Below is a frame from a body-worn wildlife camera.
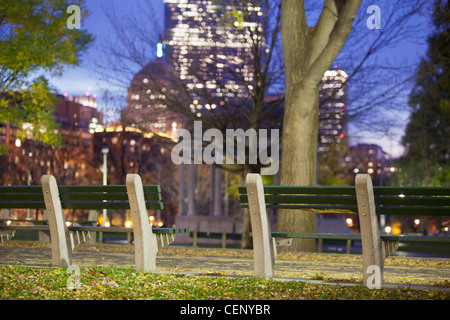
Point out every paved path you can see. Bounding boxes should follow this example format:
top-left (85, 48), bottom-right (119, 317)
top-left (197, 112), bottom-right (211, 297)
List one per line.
top-left (1, 242), bottom-right (449, 291)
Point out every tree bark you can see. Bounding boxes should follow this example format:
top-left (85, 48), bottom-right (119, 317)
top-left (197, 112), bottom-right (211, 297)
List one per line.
top-left (277, 0), bottom-right (362, 251)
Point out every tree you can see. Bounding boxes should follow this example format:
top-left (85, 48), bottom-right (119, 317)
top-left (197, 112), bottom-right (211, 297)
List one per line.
top-left (278, 0), bottom-right (362, 251)
top-left (0, 0), bottom-right (94, 153)
top-left (96, 0), bottom-right (284, 248)
top-left (393, 0), bottom-right (449, 187)
top-left (278, 0), bottom-right (432, 251)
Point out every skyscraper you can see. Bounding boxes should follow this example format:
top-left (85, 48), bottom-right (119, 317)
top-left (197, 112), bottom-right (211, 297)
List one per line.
top-left (163, 0), bottom-right (261, 112)
top-left (318, 68), bottom-right (348, 152)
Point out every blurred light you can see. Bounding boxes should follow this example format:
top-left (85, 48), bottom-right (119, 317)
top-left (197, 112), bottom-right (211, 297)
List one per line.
top-left (157, 221), bottom-right (163, 227)
top-left (414, 219), bottom-right (420, 225)
top-left (398, 194), bottom-right (405, 198)
top-left (353, 168), bottom-right (359, 173)
top-left (149, 216), bottom-right (155, 221)
top-left (6, 220), bottom-right (11, 226)
top-left (15, 138), bottom-right (21, 148)
top-left (385, 226), bottom-right (392, 233)
top-left (367, 168), bottom-right (374, 174)
top-left (156, 43), bottom-right (164, 58)
top-left (105, 222), bottom-right (111, 228)
top-left (445, 227), bottom-right (449, 232)
top-left (346, 218), bottom-right (353, 227)
top-left (125, 221), bottom-right (132, 228)
top-left (65, 221), bottom-right (72, 227)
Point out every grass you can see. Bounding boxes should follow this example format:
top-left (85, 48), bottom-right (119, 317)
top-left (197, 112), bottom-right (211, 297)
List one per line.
top-left (0, 265), bottom-right (449, 300)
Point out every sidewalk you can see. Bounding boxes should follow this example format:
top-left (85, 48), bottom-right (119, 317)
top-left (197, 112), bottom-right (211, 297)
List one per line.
top-left (0, 242), bottom-right (449, 292)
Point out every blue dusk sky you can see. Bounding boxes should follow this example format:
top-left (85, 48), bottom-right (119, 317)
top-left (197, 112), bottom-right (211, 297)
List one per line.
top-left (45, 0), bottom-right (433, 159)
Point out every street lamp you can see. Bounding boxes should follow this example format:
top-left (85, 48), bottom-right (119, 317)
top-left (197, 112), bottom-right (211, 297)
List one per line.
top-left (101, 146), bottom-right (109, 227)
top-left (27, 150), bottom-right (33, 219)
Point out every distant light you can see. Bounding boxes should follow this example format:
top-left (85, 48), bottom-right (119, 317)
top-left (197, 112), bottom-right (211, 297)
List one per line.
top-left (156, 43), bottom-right (165, 58)
top-left (93, 94), bottom-right (97, 99)
top-left (66, 221), bottom-right (72, 227)
top-left (414, 219), bottom-right (420, 225)
top-left (445, 227), bottom-right (449, 232)
top-left (353, 168), bottom-right (359, 173)
top-left (63, 93), bottom-right (68, 97)
top-left (86, 92), bottom-right (90, 96)
top-left (346, 218), bottom-right (353, 227)
top-left (125, 221), bottom-right (132, 228)
top-left (105, 222), bottom-right (111, 228)
top-left (385, 226), bottom-right (392, 233)
top-left (15, 138), bottom-right (21, 148)
top-left (339, 133), bottom-right (344, 139)
top-left (398, 194), bottom-right (405, 198)
top-left (149, 216), bottom-right (154, 221)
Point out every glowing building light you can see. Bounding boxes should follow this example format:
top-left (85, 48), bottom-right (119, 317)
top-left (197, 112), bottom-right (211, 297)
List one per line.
top-left (157, 43), bottom-right (165, 58)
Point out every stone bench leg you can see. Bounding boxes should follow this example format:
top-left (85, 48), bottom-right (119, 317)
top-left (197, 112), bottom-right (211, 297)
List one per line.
top-left (126, 174), bottom-right (158, 272)
top-left (41, 175), bottom-right (72, 267)
top-left (246, 173), bottom-right (275, 278)
top-left (356, 174), bottom-right (399, 288)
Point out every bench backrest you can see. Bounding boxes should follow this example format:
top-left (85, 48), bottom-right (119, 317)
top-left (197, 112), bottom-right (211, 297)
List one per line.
top-left (239, 185), bottom-right (358, 214)
top-left (0, 185), bottom-right (163, 211)
top-left (238, 185), bottom-right (450, 216)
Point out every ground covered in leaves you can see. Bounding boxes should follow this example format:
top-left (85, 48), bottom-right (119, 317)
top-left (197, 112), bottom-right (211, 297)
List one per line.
top-left (0, 265), bottom-right (449, 300)
top-left (1, 241), bottom-right (450, 300)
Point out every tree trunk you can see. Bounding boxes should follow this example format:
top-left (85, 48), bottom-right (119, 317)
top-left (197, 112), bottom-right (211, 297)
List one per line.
top-left (277, 85), bottom-right (320, 252)
top-left (277, 0), bottom-right (362, 252)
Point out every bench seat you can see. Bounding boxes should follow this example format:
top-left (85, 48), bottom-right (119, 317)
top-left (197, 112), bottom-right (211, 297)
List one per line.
top-left (0, 174), bottom-right (189, 271)
top-left (239, 173), bottom-right (450, 288)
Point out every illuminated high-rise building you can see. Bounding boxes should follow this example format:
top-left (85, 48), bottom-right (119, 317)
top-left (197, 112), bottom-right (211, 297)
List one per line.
top-left (318, 68), bottom-right (348, 152)
top-left (163, 0), bottom-right (262, 112)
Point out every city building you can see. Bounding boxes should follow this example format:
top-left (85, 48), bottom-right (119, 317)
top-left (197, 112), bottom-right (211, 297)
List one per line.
top-left (0, 94), bottom-right (103, 187)
top-left (318, 68), bottom-right (348, 152)
top-left (347, 143), bottom-right (393, 186)
top-left (163, 0), bottom-right (260, 108)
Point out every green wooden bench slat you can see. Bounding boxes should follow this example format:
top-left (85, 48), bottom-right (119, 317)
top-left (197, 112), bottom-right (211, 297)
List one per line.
top-left (60, 201), bottom-right (163, 210)
top-left (375, 196), bottom-right (450, 206)
top-left (240, 194), bottom-right (357, 205)
top-left (0, 225), bottom-right (49, 231)
top-left (380, 234), bottom-right (450, 242)
top-left (67, 226), bottom-right (189, 234)
top-left (266, 232), bottom-right (450, 243)
top-left (0, 201), bottom-right (163, 210)
top-left (376, 206), bottom-right (449, 216)
top-left (241, 203), bottom-right (358, 213)
top-left (58, 192), bottom-right (161, 202)
top-left (373, 187), bottom-right (450, 196)
top-left (238, 185), bottom-right (356, 195)
top-left (269, 232), bottom-right (362, 240)
top-left (0, 201), bottom-right (46, 209)
top-left (0, 194), bottom-right (45, 201)
top-left (0, 186), bottom-right (43, 193)
top-left (57, 185), bottom-right (161, 193)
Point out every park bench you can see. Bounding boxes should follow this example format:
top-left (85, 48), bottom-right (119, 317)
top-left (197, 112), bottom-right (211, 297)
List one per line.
top-left (239, 173), bottom-right (450, 287)
top-left (190, 230), bottom-right (242, 248)
top-left (0, 208), bottom-right (98, 243)
top-left (0, 174), bottom-right (189, 272)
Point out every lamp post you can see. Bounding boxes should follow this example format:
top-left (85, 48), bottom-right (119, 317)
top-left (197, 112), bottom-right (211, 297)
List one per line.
top-left (101, 146), bottom-right (109, 227)
top-left (27, 150), bottom-right (33, 220)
